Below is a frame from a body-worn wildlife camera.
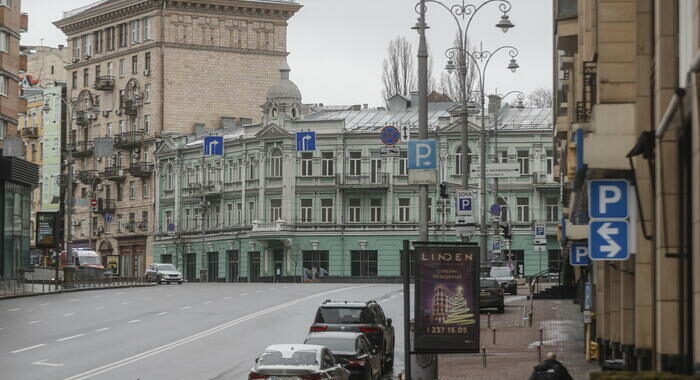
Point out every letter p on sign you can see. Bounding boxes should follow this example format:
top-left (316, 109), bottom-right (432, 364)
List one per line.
top-left (408, 140), bottom-right (437, 170)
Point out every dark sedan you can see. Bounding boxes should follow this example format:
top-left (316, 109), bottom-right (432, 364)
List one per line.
top-left (480, 278), bottom-right (505, 313)
top-left (304, 332), bottom-right (382, 380)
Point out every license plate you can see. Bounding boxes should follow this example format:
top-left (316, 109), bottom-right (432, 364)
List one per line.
top-left (270, 377), bottom-right (301, 380)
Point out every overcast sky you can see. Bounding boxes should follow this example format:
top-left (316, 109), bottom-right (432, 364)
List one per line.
top-left (22, 0), bottom-right (552, 107)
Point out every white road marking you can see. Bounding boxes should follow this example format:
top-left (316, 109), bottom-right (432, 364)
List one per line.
top-left (223, 297), bottom-right (231, 300)
top-left (28, 320), bottom-right (41, 325)
top-left (61, 285), bottom-right (370, 380)
top-left (121, 301), bottom-right (131, 305)
top-left (96, 328), bottom-right (110, 332)
top-left (127, 320), bottom-right (140, 324)
top-left (7, 308), bottom-right (20, 311)
top-left (116, 292), bottom-right (125, 295)
top-left (166, 294), bottom-right (174, 297)
top-left (95, 306), bottom-right (105, 310)
top-left (283, 286), bottom-right (289, 289)
top-left (10, 344), bottom-right (46, 354)
top-left (33, 359), bottom-right (65, 367)
top-left (93, 295), bottom-right (103, 298)
top-left (157, 312), bottom-right (168, 316)
top-left (203, 301), bottom-right (212, 304)
top-left (68, 299), bottom-right (79, 302)
top-left (57, 334), bottom-right (85, 342)
top-left (256, 290), bottom-right (263, 293)
top-left (181, 306), bottom-right (191, 310)
top-left (63, 313), bottom-right (76, 317)
top-left (40, 303), bottom-right (50, 306)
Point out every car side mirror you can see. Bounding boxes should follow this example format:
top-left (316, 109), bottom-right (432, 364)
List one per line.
top-left (338, 358), bottom-right (349, 365)
top-left (387, 318), bottom-right (392, 326)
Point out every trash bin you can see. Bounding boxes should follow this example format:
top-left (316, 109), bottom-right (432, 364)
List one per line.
top-left (409, 320), bottom-right (438, 380)
top-left (601, 359), bottom-right (625, 371)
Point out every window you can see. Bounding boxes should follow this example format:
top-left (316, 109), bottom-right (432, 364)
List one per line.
top-left (455, 148), bottom-right (463, 175)
top-left (270, 199), bottom-right (282, 222)
top-left (0, 31), bottom-right (8, 52)
top-left (83, 68), bottom-right (89, 87)
top-left (517, 197), bottom-right (530, 222)
top-left (398, 151), bottom-right (407, 175)
top-left (499, 151), bottom-right (508, 163)
top-left (303, 251), bottom-right (329, 279)
top-left (184, 208), bottom-right (191, 230)
top-left (301, 199), bottom-right (312, 223)
top-left (0, 75), bottom-right (6, 96)
top-left (498, 197), bottom-right (509, 222)
top-left (546, 150), bottom-right (553, 175)
top-left (518, 151), bottom-right (530, 175)
top-left (145, 52), bottom-right (151, 71)
top-left (398, 198), bottom-right (410, 222)
top-left (131, 55), bottom-right (138, 74)
top-left (144, 115), bottom-right (151, 134)
top-left (270, 149), bottom-right (282, 177)
top-left (129, 181), bottom-right (136, 200)
top-left (119, 120), bottom-right (125, 134)
top-left (349, 152), bottom-right (361, 175)
top-left (370, 199), bottom-right (382, 223)
top-left (119, 59), bottom-right (125, 77)
top-left (95, 65), bottom-right (101, 80)
top-left (118, 23), bottom-right (128, 47)
top-left (116, 183), bottom-right (123, 201)
top-left (141, 211), bottom-right (148, 230)
top-left (248, 201), bottom-right (256, 223)
top-left (427, 197), bottom-right (433, 222)
top-left (248, 158), bottom-right (258, 180)
top-left (94, 30), bottom-right (103, 53)
top-left (73, 37), bottom-right (81, 60)
top-left (144, 84), bottom-right (151, 103)
top-left (143, 17), bottom-right (152, 41)
top-left (131, 20), bottom-right (140, 44)
top-left (321, 199), bottom-right (333, 223)
top-left (546, 198), bottom-right (558, 222)
top-left (236, 203), bottom-right (242, 224)
top-left (351, 250), bottom-right (377, 276)
top-left (142, 178), bottom-right (150, 199)
top-left (107, 122), bottom-right (113, 137)
top-left (321, 152), bottom-right (334, 176)
top-left (348, 199), bottom-right (360, 223)
top-left (72, 71), bottom-right (77, 89)
top-left (0, 0), bottom-right (10, 8)
top-left (166, 165), bottom-right (174, 190)
top-left (301, 152), bottom-right (313, 176)
top-left (106, 27), bottom-right (115, 51)
top-left (237, 159), bottom-right (243, 181)
top-left (85, 33), bottom-right (93, 56)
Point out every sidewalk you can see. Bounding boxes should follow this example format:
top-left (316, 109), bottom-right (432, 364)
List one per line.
top-left (438, 288), bottom-right (598, 380)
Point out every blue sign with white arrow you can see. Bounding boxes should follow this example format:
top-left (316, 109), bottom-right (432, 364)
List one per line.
top-left (203, 136), bottom-right (224, 156)
top-left (589, 220), bottom-right (629, 260)
top-left (296, 131), bottom-right (316, 151)
top-left (589, 180), bottom-right (629, 219)
top-left (569, 244), bottom-right (590, 266)
top-left (407, 140), bottom-right (437, 170)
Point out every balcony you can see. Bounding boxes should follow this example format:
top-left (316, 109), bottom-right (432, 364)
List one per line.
top-left (98, 199), bottom-right (116, 214)
top-left (71, 141), bottom-right (94, 157)
top-left (77, 170), bottom-right (100, 184)
top-left (204, 181), bottom-right (222, 196)
top-left (20, 127), bottom-right (39, 139)
top-left (102, 166), bottom-right (126, 181)
top-left (129, 163), bottom-right (153, 177)
top-left (296, 175), bottom-right (337, 188)
top-left (337, 174), bottom-right (390, 189)
top-left (114, 131), bottom-right (144, 148)
top-left (94, 76), bottom-right (115, 91)
top-left (74, 111), bottom-right (96, 126)
top-left (122, 99), bottom-right (139, 115)
top-left (182, 184), bottom-right (201, 198)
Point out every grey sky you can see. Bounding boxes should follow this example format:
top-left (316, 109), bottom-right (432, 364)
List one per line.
top-left (22, 0), bottom-right (552, 107)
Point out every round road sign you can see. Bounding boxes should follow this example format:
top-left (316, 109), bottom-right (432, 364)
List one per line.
top-left (380, 125), bottom-right (401, 146)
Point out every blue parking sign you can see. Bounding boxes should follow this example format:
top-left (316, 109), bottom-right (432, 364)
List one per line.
top-left (407, 140), bottom-right (437, 170)
top-left (589, 180), bottom-right (629, 219)
top-left (569, 244), bottom-right (590, 266)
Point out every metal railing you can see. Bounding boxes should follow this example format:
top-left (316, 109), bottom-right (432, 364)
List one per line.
top-left (94, 75), bottom-right (115, 91)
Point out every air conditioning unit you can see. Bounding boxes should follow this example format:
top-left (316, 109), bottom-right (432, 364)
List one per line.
top-left (115, 110), bottom-right (123, 116)
top-left (87, 112), bottom-right (97, 120)
top-left (96, 226), bottom-right (104, 233)
top-left (72, 220), bottom-right (81, 226)
top-left (143, 69), bottom-right (150, 76)
top-left (117, 169), bottom-right (125, 176)
top-left (118, 221), bottom-right (126, 232)
top-left (96, 184), bottom-right (103, 191)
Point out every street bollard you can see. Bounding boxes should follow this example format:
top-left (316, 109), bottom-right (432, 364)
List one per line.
top-left (540, 328), bottom-right (544, 347)
top-left (487, 312), bottom-right (491, 329)
top-left (537, 344), bottom-right (542, 362)
top-left (493, 328), bottom-right (497, 345)
top-left (482, 346), bottom-right (487, 368)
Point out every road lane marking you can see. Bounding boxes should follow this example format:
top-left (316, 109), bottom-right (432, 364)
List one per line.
top-left (181, 306), bottom-right (191, 310)
top-left (95, 306), bottom-right (105, 310)
top-left (157, 312), bottom-right (167, 316)
top-left (61, 285), bottom-right (371, 380)
top-left (63, 313), bottom-right (76, 317)
top-left (68, 299), bottom-right (79, 302)
top-left (93, 295), bottom-right (103, 298)
top-left (40, 303), bottom-right (50, 306)
top-left (33, 359), bottom-right (65, 367)
top-left (116, 292), bottom-right (125, 295)
top-left (96, 328), bottom-right (110, 332)
top-left (127, 320), bottom-right (140, 324)
top-left (166, 294), bottom-right (174, 297)
top-left (121, 301), bottom-right (131, 305)
top-left (256, 290), bottom-right (263, 293)
top-left (28, 320), bottom-right (41, 325)
top-left (10, 344), bottom-right (46, 354)
top-left (57, 334), bottom-right (85, 342)
top-left (240, 293), bottom-right (248, 296)
top-left (7, 308), bottom-right (20, 311)
top-left (223, 297), bottom-right (231, 300)
top-left (203, 301), bottom-right (212, 304)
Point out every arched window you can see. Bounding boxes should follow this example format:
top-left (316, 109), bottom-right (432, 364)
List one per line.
top-left (270, 148), bottom-right (282, 177)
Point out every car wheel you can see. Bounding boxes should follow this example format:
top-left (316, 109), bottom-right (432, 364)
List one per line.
top-left (179, 281), bottom-right (183, 285)
top-left (498, 305), bottom-right (505, 313)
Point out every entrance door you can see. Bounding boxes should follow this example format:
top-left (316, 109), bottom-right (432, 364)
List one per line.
top-left (184, 253), bottom-right (196, 282)
top-left (207, 252), bottom-right (219, 282)
top-left (273, 249), bottom-right (284, 281)
top-left (227, 250), bottom-right (239, 282)
top-left (371, 158), bottom-right (382, 184)
top-left (248, 252), bottom-right (260, 283)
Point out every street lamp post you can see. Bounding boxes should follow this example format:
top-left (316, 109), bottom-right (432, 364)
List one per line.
top-left (490, 90), bottom-right (524, 213)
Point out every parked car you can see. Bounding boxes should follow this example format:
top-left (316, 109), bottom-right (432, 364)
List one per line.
top-left (309, 300), bottom-right (395, 372)
top-left (144, 263), bottom-right (183, 284)
top-left (304, 332), bottom-right (382, 380)
top-left (480, 278), bottom-right (505, 313)
top-left (489, 266), bottom-right (518, 294)
top-left (248, 344), bottom-right (350, 380)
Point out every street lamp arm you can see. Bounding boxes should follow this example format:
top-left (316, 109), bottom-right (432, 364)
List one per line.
top-left (468, 45), bottom-right (519, 91)
top-left (421, 0), bottom-right (513, 48)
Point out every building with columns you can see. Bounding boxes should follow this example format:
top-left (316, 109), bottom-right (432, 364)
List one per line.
top-left (53, 0), bottom-right (301, 276)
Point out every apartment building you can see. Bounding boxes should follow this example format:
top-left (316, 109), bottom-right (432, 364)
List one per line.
top-left (151, 65), bottom-right (559, 283)
top-left (554, 0), bottom-right (700, 374)
top-left (21, 45), bottom-right (70, 87)
top-left (53, 0), bottom-right (301, 276)
top-left (0, 0), bottom-right (27, 140)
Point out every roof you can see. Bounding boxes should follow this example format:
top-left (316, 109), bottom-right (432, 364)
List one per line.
top-left (306, 332), bottom-right (363, 340)
top-left (321, 301), bottom-right (369, 308)
top-left (493, 107), bottom-right (553, 130)
top-left (263, 344), bottom-right (324, 353)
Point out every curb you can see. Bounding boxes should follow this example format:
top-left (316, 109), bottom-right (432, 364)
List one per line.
top-left (0, 283), bottom-right (156, 300)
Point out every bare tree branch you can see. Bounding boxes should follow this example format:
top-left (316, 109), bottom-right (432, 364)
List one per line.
top-left (438, 34), bottom-right (477, 102)
top-left (525, 87), bottom-right (553, 108)
top-left (381, 36), bottom-right (416, 103)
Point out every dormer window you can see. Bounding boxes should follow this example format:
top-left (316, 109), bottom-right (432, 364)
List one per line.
top-left (271, 107), bottom-right (279, 119)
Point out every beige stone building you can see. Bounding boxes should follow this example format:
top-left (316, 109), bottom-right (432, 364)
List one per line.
top-left (21, 45), bottom-right (70, 87)
top-left (54, 0), bottom-right (301, 276)
top-left (0, 0), bottom-right (27, 141)
top-left (554, 0), bottom-right (700, 374)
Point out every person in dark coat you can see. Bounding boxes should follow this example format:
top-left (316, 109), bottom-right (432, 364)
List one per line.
top-left (528, 352), bottom-right (574, 380)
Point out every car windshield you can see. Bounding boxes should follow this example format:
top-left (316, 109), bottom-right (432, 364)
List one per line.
top-left (480, 279), bottom-right (499, 288)
top-left (305, 337), bottom-right (357, 353)
top-left (79, 256), bottom-right (99, 265)
top-left (258, 350), bottom-right (318, 367)
top-left (157, 264), bottom-right (176, 271)
top-left (316, 307), bottom-right (373, 324)
top-left (490, 268), bottom-right (512, 277)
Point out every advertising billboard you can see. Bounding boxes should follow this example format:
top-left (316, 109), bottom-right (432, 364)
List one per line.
top-left (36, 212), bottom-right (58, 248)
top-left (414, 244), bottom-right (480, 353)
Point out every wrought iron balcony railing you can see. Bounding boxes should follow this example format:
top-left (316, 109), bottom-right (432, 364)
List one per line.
top-left (94, 75), bottom-right (115, 91)
top-left (114, 131), bottom-right (144, 148)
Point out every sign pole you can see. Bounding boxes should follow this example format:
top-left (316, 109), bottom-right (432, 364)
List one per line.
top-left (403, 239), bottom-right (412, 380)
top-left (416, 0), bottom-right (429, 242)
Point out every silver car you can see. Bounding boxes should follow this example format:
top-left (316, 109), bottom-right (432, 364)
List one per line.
top-left (249, 344), bottom-right (350, 380)
top-left (144, 263), bottom-right (183, 284)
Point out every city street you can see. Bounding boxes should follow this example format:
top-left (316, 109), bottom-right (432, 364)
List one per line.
top-left (0, 283), bottom-right (408, 380)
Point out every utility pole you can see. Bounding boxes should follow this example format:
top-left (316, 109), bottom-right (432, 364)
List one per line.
top-left (479, 89), bottom-right (488, 264)
top-left (416, 0), bottom-right (429, 242)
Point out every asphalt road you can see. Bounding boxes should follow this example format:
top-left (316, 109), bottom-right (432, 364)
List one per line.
top-left (0, 283), bottom-right (407, 380)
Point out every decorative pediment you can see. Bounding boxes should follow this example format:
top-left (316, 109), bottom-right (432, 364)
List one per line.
top-left (438, 119), bottom-right (481, 133)
top-left (154, 138), bottom-right (177, 155)
top-left (255, 123), bottom-right (292, 139)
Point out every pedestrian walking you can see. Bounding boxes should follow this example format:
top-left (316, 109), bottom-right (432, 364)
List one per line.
top-left (528, 352), bottom-right (574, 380)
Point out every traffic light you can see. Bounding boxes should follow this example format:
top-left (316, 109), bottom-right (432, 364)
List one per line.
top-left (589, 341), bottom-right (599, 360)
top-left (439, 182), bottom-right (448, 199)
top-left (502, 223), bottom-right (512, 240)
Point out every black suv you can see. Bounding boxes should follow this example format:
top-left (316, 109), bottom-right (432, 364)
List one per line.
top-left (310, 300), bottom-right (395, 373)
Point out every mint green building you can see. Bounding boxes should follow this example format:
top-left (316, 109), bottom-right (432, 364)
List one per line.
top-left (152, 65), bottom-right (559, 282)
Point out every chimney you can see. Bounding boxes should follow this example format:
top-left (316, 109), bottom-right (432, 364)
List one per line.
top-left (410, 91), bottom-right (419, 106)
top-left (363, 104), bottom-right (368, 110)
top-left (58, 44), bottom-right (65, 50)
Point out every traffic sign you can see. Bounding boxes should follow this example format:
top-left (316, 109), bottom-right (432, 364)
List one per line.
top-left (407, 140), bottom-right (437, 170)
top-left (469, 163), bottom-right (520, 178)
top-left (490, 204), bottom-right (501, 216)
top-left (399, 123), bottom-right (411, 143)
top-left (569, 244), bottom-right (590, 266)
top-left (90, 198), bottom-right (98, 212)
top-left (380, 146), bottom-right (400, 157)
top-left (203, 136), bottom-right (224, 156)
top-left (589, 180), bottom-right (629, 219)
top-left (296, 131), bottom-right (316, 151)
top-left (104, 213), bottom-right (113, 223)
top-left (491, 240), bottom-right (502, 253)
top-left (456, 190), bottom-right (473, 217)
top-left (534, 223), bottom-right (546, 238)
top-left (380, 126), bottom-right (401, 146)
top-left (589, 221), bottom-right (629, 260)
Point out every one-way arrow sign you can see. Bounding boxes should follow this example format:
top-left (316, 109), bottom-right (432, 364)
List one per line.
top-left (400, 123), bottom-right (411, 143)
top-left (589, 220), bottom-right (629, 260)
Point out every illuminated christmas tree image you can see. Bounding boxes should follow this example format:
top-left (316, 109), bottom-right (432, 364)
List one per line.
top-left (432, 285), bottom-right (475, 326)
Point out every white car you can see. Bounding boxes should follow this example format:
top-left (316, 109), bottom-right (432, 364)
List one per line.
top-left (249, 344), bottom-right (350, 380)
top-left (144, 263), bottom-right (183, 284)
